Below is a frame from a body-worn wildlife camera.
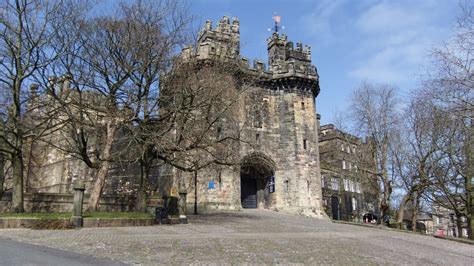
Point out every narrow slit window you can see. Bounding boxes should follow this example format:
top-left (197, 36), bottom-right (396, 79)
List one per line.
top-left (303, 139), bottom-right (307, 150)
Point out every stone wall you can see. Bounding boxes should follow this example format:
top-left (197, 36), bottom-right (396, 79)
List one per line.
top-left (0, 192), bottom-right (138, 213)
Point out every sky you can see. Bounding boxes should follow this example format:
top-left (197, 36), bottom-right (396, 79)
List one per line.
top-left (190, 0), bottom-right (460, 125)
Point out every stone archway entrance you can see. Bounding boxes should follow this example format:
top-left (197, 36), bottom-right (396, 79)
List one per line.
top-left (240, 153), bottom-right (276, 209)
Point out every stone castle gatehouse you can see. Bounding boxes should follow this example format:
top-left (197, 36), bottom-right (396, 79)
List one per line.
top-left (175, 16), bottom-right (326, 217)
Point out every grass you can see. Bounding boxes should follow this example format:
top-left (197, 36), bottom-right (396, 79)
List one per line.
top-left (83, 211), bottom-right (153, 219)
top-left (0, 211), bottom-right (153, 219)
top-left (0, 212), bottom-right (71, 219)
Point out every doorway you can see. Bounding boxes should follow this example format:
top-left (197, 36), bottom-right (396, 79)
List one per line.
top-left (240, 153), bottom-right (275, 209)
top-left (331, 196), bottom-right (340, 220)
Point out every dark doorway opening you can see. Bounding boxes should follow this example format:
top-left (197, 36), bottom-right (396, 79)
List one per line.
top-left (331, 196), bottom-right (340, 220)
top-left (241, 178), bottom-right (257, 208)
top-left (240, 153), bottom-right (275, 209)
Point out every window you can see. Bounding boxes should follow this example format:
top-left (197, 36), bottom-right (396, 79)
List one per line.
top-left (355, 182), bottom-right (362, 193)
top-left (321, 175), bottom-right (325, 188)
top-left (352, 197), bottom-right (357, 211)
top-left (342, 160), bottom-right (346, 170)
top-left (256, 133), bottom-right (260, 141)
top-left (341, 144), bottom-right (345, 151)
top-left (349, 180), bottom-right (355, 192)
top-left (251, 105), bottom-right (263, 128)
top-left (331, 178), bottom-right (339, 191)
top-left (343, 179), bottom-right (349, 191)
top-left (346, 145), bottom-right (351, 153)
top-left (301, 102), bottom-right (305, 110)
top-left (348, 162), bottom-right (352, 170)
top-left (303, 139), bottom-right (307, 150)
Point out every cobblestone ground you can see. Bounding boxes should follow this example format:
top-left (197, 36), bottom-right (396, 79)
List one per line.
top-left (1, 210), bottom-right (473, 265)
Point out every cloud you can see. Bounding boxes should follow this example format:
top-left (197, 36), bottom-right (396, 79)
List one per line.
top-left (356, 2), bottom-right (424, 34)
top-left (300, 0), bottom-right (347, 45)
top-left (348, 1), bottom-right (452, 86)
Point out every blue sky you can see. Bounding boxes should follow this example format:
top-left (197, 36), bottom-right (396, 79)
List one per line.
top-left (190, 0), bottom-right (459, 125)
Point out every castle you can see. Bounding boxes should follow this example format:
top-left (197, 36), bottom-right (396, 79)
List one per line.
top-left (175, 16), bottom-right (325, 217)
top-left (1, 16), bottom-right (327, 218)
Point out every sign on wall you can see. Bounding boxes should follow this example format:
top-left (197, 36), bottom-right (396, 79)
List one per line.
top-left (268, 176), bottom-right (275, 193)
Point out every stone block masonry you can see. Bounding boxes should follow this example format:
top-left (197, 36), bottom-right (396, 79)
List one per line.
top-left (172, 16), bottom-right (326, 218)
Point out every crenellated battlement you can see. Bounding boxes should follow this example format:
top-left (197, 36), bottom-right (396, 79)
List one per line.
top-left (266, 32), bottom-right (316, 81)
top-left (196, 16), bottom-right (240, 59)
top-left (238, 57), bottom-right (318, 81)
top-left (181, 16), bottom-right (319, 95)
top-left (267, 32), bottom-right (311, 63)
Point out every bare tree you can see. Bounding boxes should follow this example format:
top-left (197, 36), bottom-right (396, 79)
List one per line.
top-left (425, 0), bottom-right (474, 239)
top-left (423, 112), bottom-right (469, 237)
top-left (45, 0), bottom-right (249, 212)
top-left (117, 0), bottom-right (191, 210)
top-left (144, 56), bottom-right (250, 213)
top-left (0, 123), bottom-right (5, 198)
top-left (0, 0), bottom-right (82, 212)
top-left (0, 91), bottom-right (6, 198)
top-left (45, 0), bottom-right (191, 211)
top-left (393, 92), bottom-right (447, 231)
top-left (350, 82), bottom-right (400, 224)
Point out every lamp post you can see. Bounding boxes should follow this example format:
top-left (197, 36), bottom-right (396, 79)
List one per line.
top-left (194, 170), bottom-right (198, 215)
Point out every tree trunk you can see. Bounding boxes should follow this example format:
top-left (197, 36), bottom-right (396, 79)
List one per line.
top-left (136, 160), bottom-right (150, 212)
top-left (466, 114), bottom-right (473, 240)
top-left (194, 170), bottom-right (198, 215)
top-left (86, 120), bottom-right (117, 211)
top-left (397, 194), bottom-right (411, 228)
top-left (380, 178), bottom-right (392, 225)
top-left (411, 196), bottom-right (419, 232)
top-left (11, 151), bottom-right (24, 213)
top-left (455, 212), bottom-right (463, 238)
top-left (0, 153), bottom-right (5, 199)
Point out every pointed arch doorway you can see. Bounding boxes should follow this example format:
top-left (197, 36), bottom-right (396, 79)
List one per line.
top-left (240, 153), bottom-right (276, 209)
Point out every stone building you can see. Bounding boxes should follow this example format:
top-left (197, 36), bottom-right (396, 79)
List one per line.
top-left (318, 124), bottom-right (379, 221)
top-left (1, 16), bottom-right (327, 218)
top-left (431, 201), bottom-right (469, 238)
top-left (173, 16), bottom-right (325, 217)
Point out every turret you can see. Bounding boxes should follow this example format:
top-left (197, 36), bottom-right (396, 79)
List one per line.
top-left (266, 32), bottom-right (317, 81)
top-left (196, 16), bottom-right (240, 59)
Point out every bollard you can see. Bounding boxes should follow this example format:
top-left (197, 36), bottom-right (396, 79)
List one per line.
top-left (71, 180), bottom-right (86, 227)
top-left (179, 190), bottom-right (187, 215)
top-left (179, 190), bottom-right (188, 224)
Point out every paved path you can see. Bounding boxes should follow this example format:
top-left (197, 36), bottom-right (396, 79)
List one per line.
top-left (1, 210), bottom-right (473, 265)
top-left (0, 237), bottom-right (125, 266)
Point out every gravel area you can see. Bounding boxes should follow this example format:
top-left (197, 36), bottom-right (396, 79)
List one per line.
top-left (1, 209), bottom-right (473, 265)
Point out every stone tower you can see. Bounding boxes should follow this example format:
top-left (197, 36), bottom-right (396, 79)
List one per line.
top-left (180, 16), bottom-right (326, 218)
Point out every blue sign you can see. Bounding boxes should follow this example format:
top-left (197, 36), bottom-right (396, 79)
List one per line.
top-left (208, 180), bottom-right (215, 189)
